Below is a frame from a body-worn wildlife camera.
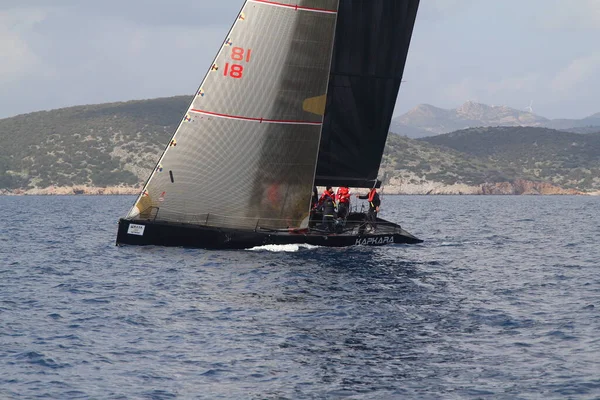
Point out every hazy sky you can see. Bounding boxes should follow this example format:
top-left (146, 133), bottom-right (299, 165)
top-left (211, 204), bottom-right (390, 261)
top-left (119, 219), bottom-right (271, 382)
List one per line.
top-left (1, 0), bottom-right (599, 120)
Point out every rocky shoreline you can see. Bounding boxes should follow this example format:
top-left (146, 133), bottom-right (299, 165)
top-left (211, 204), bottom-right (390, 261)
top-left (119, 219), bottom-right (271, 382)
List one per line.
top-left (382, 178), bottom-right (598, 195)
top-left (0, 186), bottom-right (140, 196)
top-left (1, 180), bottom-right (599, 196)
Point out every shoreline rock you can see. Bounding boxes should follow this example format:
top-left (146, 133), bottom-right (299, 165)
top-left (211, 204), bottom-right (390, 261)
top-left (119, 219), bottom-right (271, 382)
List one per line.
top-left (1, 180), bottom-right (597, 196)
top-left (354, 179), bottom-right (591, 196)
top-left (0, 185), bottom-right (141, 196)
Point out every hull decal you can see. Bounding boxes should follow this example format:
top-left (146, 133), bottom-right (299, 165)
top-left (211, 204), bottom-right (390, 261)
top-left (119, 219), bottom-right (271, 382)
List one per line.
top-left (355, 236), bottom-right (394, 246)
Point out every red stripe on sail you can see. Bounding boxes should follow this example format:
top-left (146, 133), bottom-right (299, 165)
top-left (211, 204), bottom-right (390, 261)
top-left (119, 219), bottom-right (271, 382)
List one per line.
top-left (189, 109), bottom-right (322, 125)
top-left (249, 0), bottom-right (337, 14)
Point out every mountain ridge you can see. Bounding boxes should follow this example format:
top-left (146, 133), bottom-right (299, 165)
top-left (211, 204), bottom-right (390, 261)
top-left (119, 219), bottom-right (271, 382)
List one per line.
top-left (391, 101), bottom-right (600, 138)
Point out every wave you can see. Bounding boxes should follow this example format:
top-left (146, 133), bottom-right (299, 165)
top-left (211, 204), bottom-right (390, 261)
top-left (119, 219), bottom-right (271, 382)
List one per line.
top-left (247, 243), bottom-right (320, 252)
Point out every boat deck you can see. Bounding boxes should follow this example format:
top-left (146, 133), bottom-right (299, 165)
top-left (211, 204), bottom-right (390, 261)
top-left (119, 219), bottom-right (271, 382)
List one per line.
top-left (307, 211), bottom-right (403, 236)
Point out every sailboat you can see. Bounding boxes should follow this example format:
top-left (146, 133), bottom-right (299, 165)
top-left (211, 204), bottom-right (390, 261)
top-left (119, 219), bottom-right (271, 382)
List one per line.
top-left (116, 0), bottom-right (422, 249)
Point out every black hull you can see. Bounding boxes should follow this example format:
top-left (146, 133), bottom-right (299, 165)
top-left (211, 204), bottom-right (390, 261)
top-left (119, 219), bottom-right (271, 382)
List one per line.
top-left (116, 217), bottom-right (422, 250)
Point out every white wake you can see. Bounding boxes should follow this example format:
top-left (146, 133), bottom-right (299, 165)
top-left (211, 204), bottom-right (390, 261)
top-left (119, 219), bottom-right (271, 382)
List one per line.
top-left (247, 244), bottom-right (320, 252)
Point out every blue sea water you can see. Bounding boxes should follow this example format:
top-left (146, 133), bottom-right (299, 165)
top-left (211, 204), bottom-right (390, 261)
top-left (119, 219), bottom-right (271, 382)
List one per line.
top-left (0, 195), bottom-right (599, 399)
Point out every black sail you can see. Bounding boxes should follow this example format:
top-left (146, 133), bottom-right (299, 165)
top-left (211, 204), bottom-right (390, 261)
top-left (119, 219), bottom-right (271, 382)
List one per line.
top-left (315, 0), bottom-right (420, 188)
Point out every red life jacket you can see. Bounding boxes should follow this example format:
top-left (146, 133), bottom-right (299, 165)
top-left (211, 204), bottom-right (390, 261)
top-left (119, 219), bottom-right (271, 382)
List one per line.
top-left (368, 188), bottom-right (376, 202)
top-left (319, 190), bottom-right (335, 203)
top-left (337, 187), bottom-right (350, 204)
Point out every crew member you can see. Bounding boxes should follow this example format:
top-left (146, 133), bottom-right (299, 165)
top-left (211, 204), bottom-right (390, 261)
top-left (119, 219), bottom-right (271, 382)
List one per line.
top-left (336, 186), bottom-right (350, 219)
top-left (318, 186), bottom-right (336, 232)
top-left (310, 186), bottom-right (319, 209)
top-left (357, 187), bottom-right (380, 231)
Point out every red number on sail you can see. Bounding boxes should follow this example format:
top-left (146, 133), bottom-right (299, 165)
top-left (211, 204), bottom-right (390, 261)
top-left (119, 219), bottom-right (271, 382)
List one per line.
top-left (231, 47), bottom-right (252, 63)
top-left (230, 64), bottom-right (243, 78)
top-left (231, 47), bottom-right (245, 61)
top-left (223, 63), bottom-right (244, 79)
top-left (224, 48), bottom-right (251, 79)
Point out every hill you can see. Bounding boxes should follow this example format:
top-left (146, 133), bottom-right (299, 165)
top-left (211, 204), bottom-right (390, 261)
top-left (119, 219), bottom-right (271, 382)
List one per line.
top-left (1, 97), bottom-right (599, 195)
top-left (381, 133), bottom-right (537, 188)
top-left (419, 126), bottom-right (600, 191)
top-left (391, 101), bottom-right (600, 138)
top-left (0, 96), bottom-right (190, 190)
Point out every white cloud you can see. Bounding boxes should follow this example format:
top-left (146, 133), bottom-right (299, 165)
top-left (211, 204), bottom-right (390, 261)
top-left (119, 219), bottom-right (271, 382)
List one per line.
top-left (550, 53), bottom-right (600, 93)
top-left (541, 0), bottom-right (600, 31)
top-left (441, 78), bottom-right (479, 105)
top-left (417, 0), bottom-right (476, 20)
top-left (0, 8), bottom-right (46, 84)
top-left (0, 3), bottom-right (234, 118)
top-left (486, 73), bottom-right (541, 96)
top-left (2, 0), bottom-right (599, 121)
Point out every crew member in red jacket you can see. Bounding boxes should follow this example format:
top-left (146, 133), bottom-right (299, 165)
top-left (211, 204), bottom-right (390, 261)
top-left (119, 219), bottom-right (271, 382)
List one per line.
top-left (317, 187), bottom-right (336, 232)
top-left (357, 188), bottom-right (380, 231)
top-left (336, 186), bottom-right (350, 219)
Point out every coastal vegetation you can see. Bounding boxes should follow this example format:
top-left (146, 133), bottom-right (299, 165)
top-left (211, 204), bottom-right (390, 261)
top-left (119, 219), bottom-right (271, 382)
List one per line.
top-left (1, 97), bottom-right (599, 193)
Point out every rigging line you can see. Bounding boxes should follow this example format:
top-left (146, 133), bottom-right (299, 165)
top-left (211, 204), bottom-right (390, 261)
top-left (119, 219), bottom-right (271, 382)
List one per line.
top-left (189, 109), bottom-right (322, 126)
top-left (248, 0), bottom-right (337, 14)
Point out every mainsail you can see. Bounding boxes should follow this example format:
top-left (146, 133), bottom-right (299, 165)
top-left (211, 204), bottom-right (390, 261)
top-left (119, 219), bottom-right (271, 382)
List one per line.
top-left (127, 0), bottom-right (339, 229)
top-left (315, 0), bottom-right (420, 188)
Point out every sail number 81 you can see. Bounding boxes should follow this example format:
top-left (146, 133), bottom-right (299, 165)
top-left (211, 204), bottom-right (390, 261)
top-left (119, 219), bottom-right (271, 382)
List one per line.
top-left (224, 47), bottom-right (252, 79)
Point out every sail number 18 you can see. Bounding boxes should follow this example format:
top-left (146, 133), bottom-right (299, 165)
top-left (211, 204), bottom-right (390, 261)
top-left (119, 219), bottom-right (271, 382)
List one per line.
top-left (224, 47), bottom-right (251, 79)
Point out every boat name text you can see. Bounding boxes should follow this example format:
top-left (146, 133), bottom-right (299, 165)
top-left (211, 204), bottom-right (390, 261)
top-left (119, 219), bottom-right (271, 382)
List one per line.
top-left (355, 236), bottom-right (394, 246)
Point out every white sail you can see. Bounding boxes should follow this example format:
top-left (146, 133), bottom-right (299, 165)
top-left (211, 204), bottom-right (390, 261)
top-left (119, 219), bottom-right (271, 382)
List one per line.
top-left (127, 0), bottom-right (339, 229)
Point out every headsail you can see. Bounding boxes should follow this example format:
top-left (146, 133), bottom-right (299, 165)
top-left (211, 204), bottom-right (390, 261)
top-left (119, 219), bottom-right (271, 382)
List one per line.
top-left (127, 0), bottom-right (339, 229)
top-left (315, 0), bottom-right (420, 188)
